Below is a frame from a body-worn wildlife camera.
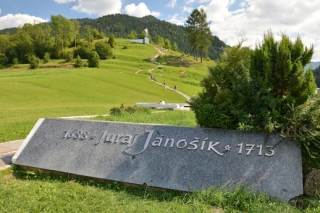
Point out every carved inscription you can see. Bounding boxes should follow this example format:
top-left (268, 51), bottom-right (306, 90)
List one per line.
top-left (62, 129), bottom-right (275, 157)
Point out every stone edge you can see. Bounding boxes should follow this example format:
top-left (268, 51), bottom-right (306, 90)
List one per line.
top-left (12, 118), bottom-right (45, 164)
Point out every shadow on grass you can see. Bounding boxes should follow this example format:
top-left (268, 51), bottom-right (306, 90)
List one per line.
top-left (12, 165), bottom-right (189, 203)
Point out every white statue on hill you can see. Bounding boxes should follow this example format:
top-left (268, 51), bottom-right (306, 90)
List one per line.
top-left (144, 28), bottom-right (148, 37)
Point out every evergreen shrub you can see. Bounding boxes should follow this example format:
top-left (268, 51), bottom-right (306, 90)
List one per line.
top-left (189, 30), bottom-right (319, 169)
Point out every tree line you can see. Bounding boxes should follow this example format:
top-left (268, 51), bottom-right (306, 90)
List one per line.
top-left (0, 14), bottom-right (119, 68)
top-left (0, 13), bottom-right (227, 67)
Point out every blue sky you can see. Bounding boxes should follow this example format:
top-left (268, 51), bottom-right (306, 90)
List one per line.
top-left (1, 0), bottom-right (320, 61)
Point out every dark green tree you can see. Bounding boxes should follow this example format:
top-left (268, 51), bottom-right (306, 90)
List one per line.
top-left (87, 51), bottom-right (100, 68)
top-left (10, 29), bottom-right (34, 63)
top-left (95, 41), bottom-right (113, 59)
top-left (73, 46), bottom-right (91, 59)
top-left (185, 9), bottom-right (212, 63)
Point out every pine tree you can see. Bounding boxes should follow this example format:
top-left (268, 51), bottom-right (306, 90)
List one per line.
top-left (185, 9), bottom-right (212, 63)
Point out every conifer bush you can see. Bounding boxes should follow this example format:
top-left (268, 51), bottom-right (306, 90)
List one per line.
top-left (189, 30), bottom-right (319, 169)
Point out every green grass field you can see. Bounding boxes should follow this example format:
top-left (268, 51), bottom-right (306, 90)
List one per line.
top-left (0, 39), bottom-right (212, 142)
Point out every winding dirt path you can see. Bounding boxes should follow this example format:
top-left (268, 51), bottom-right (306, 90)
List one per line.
top-left (146, 46), bottom-right (191, 101)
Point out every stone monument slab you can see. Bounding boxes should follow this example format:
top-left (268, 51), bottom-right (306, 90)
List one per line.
top-left (12, 118), bottom-right (303, 201)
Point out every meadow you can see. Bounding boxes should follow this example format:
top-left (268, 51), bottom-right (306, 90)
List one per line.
top-left (1, 39), bottom-right (319, 212)
top-left (0, 39), bottom-right (213, 142)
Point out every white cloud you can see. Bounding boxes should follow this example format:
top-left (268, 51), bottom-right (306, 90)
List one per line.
top-left (124, 3), bottom-right (160, 18)
top-left (199, 0), bottom-right (320, 61)
top-left (183, 6), bottom-right (193, 13)
top-left (54, 0), bottom-right (76, 3)
top-left (168, 14), bottom-right (185, 26)
top-left (186, 0), bottom-right (195, 4)
top-left (167, 0), bottom-right (177, 8)
top-left (71, 0), bottom-right (122, 16)
top-left (0, 14), bottom-right (47, 30)
top-left (0, 8), bottom-right (2, 14)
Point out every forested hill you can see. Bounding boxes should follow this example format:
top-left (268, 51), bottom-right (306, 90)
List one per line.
top-left (0, 14), bottom-right (227, 60)
top-left (78, 14), bottom-right (227, 60)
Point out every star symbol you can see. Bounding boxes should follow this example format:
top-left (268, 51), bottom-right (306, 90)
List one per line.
top-left (225, 145), bottom-right (231, 151)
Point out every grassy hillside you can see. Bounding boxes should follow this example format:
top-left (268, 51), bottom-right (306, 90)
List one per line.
top-left (0, 39), bottom-right (214, 142)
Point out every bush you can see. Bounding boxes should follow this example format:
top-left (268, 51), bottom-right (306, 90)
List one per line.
top-left (43, 52), bottom-right (50, 64)
top-left (12, 58), bottom-right (19, 65)
top-left (109, 105), bottom-right (151, 116)
top-left (87, 51), bottom-right (100, 68)
top-left (74, 55), bottom-right (83, 68)
top-left (95, 41), bottom-right (113, 60)
top-left (74, 46), bottom-right (91, 59)
top-left (29, 55), bottom-right (40, 69)
top-left (62, 51), bottom-right (73, 62)
top-left (190, 31), bottom-right (316, 132)
top-left (282, 99), bottom-right (320, 172)
top-left (189, 31), bottom-right (319, 170)
top-left (110, 107), bottom-right (122, 116)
